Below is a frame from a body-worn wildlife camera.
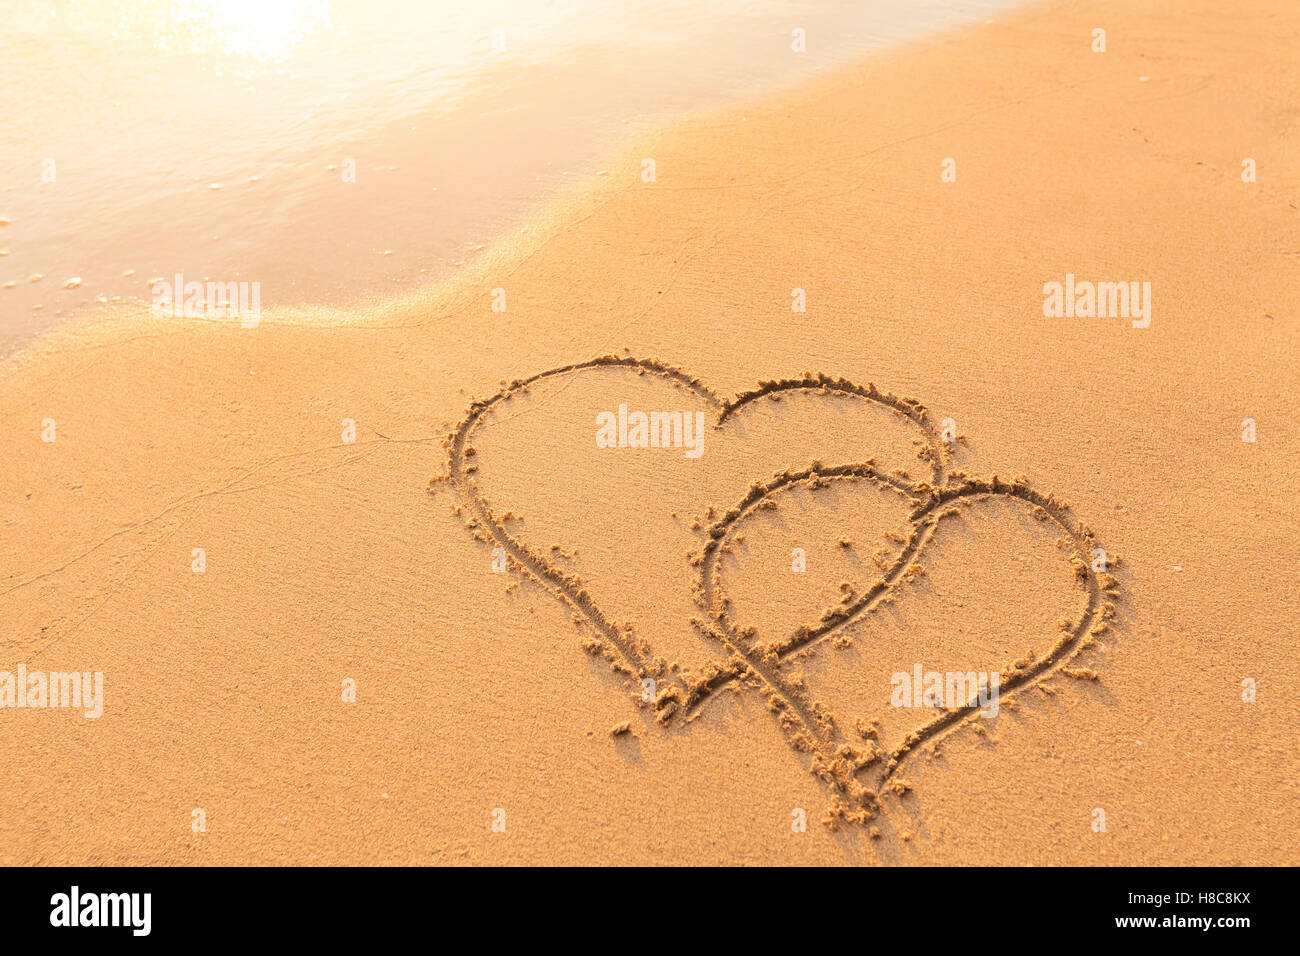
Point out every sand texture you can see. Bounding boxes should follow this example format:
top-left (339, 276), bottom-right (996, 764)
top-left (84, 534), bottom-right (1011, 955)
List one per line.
top-left (1, 0), bottom-right (1297, 864)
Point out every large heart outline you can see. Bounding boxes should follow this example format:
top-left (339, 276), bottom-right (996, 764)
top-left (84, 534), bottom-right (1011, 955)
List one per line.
top-left (435, 355), bottom-right (1118, 825)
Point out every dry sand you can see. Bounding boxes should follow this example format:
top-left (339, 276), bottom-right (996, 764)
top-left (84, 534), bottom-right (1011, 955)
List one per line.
top-left (1, 0), bottom-right (1297, 864)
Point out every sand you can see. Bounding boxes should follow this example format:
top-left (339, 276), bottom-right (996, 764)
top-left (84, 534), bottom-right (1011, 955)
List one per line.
top-left (1, 0), bottom-right (1297, 865)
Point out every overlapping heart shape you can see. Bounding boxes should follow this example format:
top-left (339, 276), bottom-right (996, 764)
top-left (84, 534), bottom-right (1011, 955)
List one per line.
top-left (435, 356), bottom-right (1117, 825)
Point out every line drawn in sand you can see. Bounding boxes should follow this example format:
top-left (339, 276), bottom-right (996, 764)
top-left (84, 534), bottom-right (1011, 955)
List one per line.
top-left (434, 355), bottom-right (1119, 828)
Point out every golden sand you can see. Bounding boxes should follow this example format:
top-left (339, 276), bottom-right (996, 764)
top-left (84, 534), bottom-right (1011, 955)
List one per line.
top-left (1, 0), bottom-right (1297, 864)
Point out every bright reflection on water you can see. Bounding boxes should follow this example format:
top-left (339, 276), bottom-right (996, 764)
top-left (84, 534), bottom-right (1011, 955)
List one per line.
top-left (0, 0), bottom-right (1033, 352)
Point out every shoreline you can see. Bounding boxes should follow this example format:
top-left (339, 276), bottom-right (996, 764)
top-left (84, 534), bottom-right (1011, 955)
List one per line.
top-left (0, 0), bottom-right (1043, 360)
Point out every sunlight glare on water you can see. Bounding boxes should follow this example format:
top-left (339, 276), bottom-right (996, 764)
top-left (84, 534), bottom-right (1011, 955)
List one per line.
top-left (132, 0), bottom-right (333, 62)
top-left (0, 0), bottom-right (1033, 353)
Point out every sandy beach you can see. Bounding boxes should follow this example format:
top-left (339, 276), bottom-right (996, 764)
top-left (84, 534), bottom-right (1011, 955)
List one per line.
top-left (1, 0), bottom-right (1297, 865)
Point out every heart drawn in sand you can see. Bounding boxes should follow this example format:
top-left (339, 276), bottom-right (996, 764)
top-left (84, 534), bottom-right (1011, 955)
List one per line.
top-left (435, 356), bottom-right (1118, 825)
